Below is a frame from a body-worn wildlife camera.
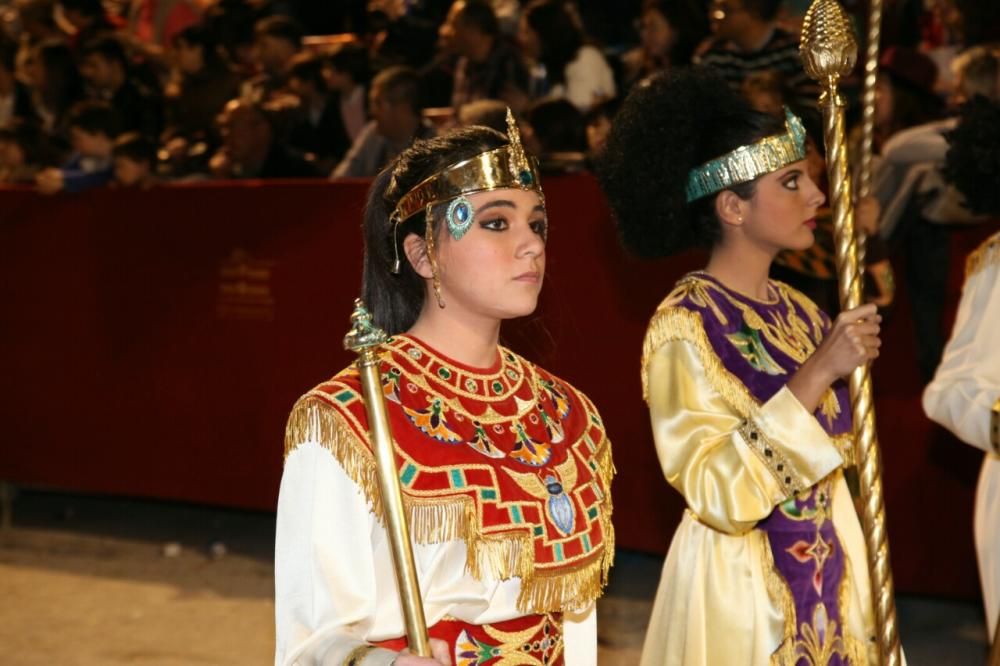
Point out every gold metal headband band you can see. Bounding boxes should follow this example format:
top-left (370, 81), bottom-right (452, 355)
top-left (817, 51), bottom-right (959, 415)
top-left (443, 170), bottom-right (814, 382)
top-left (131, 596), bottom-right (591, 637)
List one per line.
top-left (389, 110), bottom-right (543, 226)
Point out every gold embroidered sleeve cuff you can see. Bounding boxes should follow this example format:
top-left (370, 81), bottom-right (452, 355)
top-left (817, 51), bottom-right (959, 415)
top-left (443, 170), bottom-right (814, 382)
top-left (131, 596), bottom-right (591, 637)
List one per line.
top-left (738, 420), bottom-right (802, 497)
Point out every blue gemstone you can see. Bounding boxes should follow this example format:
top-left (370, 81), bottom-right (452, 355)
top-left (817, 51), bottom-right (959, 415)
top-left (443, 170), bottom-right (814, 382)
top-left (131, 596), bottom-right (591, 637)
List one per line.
top-left (456, 203), bottom-right (469, 221)
top-left (519, 170), bottom-right (533, 185)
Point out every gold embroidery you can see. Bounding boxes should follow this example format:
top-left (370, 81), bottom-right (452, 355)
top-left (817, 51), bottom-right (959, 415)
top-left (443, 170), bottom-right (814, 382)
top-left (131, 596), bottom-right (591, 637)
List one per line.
top-left (283, 396), bottom-right (614, 614)
top-left (763, 529), bottom-right (798, 665)
top-left (819, 388), bottom-right (842, 430)
top-left (739, 421), bottom-right (803, 496)
top-left (965, 230), bottom-right (1000, 280)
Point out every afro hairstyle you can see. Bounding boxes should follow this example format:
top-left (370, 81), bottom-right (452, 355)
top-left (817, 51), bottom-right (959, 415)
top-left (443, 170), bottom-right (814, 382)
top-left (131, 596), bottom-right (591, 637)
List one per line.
top-left (945, 97), bottom-right (1000, 216)
top-left (598, 66), bottom-right (784, 259)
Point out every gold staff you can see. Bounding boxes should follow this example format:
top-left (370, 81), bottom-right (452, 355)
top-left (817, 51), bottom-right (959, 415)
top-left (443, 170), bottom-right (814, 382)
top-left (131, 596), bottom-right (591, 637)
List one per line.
top-left (344, 299), bottom-right (431, 658)
top-left (856, 0), bottom-right (884, 268)
top-left (800, 1), bottom-right (901, 664)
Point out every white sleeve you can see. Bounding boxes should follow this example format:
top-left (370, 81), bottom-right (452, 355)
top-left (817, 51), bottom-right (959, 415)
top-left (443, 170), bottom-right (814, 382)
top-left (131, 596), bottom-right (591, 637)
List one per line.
top-left (563, 46), bottom-right (616, 111)
top-left (274, 440), bottom-right (396, 666)
top-left (923, 259), bottom-right (1000, 452)
top-left (562, 604), bottom-right (597, 665)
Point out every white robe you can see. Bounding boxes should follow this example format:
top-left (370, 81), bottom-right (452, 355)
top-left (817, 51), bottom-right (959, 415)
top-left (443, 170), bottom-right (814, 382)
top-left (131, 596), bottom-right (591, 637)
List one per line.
top-left (923, 231), bottom-right (1000, 639)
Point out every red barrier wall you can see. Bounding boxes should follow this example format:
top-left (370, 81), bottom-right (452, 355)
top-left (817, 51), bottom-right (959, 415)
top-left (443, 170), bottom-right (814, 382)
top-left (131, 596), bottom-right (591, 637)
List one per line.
top-left (0, 175), bottom-right (994, 598)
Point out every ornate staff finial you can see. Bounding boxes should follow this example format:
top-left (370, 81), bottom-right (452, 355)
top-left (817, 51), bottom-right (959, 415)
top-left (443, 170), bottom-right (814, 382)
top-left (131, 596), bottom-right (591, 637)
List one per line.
top-left (343, 299), bottom-right (387, 352)
top-left (800, 0), bottom-right (857, 84)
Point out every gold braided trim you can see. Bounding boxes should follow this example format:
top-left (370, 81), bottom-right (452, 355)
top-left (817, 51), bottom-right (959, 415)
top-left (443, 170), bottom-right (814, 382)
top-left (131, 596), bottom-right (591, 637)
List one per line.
top-left (283, 397), bottom-right (613, 614)
top-left (739, 420), bottom-right (804, 497)
top-left (965, 231), bottom-right (1000, 281)
top-left (763, 529), bottom-right (798, 665)
top-left (991, 397), bottom-right (1000, 455)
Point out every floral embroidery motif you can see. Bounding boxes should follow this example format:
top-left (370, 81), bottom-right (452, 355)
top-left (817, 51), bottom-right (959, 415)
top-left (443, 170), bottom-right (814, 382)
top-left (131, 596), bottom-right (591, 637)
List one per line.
top-left (727, 322), bottom-right (787, 375)
top-left (793, 603), bottom-right (848, 666)
top-left (454, 614), bottom-right (563, 665)
top-left (786, 533), bottom-right (835, 597)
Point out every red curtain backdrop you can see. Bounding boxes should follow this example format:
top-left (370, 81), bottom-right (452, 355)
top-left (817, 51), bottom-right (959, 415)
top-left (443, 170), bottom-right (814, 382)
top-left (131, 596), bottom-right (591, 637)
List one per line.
top-left (0, 175), bottom-right (994, 598)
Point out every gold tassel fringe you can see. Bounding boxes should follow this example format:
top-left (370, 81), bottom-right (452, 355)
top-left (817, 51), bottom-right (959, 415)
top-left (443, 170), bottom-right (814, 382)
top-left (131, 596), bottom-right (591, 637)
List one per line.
top-left (965, 230), bottom-right (1000, 281)
top-left (641, 306), bottom-right (762, 418)
top-left (284, 396), bottom-right (615, 613)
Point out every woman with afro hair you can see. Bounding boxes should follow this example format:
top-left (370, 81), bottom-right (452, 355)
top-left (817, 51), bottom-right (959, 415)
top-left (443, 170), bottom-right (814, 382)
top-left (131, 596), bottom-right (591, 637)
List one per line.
top-left (599, 68), bottom-right (884, 665)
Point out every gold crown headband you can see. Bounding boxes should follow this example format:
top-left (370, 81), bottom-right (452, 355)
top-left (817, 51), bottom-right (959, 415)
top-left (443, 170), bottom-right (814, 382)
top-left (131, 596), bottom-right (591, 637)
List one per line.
top-left (685, 107), bottom-right (808, 202)
top-left (389, 109), bottom-right (544, 273)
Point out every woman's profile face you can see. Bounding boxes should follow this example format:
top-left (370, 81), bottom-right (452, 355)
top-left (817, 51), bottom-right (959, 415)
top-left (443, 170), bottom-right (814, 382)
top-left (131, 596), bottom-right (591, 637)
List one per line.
top-left (433, 188), bottom-right (547, 322)
top-left (739, 160), bottom-right (825, 253)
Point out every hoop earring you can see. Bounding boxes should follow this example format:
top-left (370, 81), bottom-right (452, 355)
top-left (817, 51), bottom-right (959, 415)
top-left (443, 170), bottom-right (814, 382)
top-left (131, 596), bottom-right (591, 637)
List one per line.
top-left (424, 204), bottom-right (445, 308)
top-left (390, 212), bottom-right (402, 274)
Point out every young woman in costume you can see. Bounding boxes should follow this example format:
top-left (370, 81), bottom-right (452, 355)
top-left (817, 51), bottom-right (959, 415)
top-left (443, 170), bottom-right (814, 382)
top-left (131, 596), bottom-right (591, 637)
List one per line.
top-left (599, 68), bottom-right (882, 665)
top-left (274, 114), bottom-right (614, 666)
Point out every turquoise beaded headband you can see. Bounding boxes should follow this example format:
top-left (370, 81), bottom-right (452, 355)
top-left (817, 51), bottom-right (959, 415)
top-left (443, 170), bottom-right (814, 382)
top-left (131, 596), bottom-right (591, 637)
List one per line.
top-left (685, 107), bottom-right (808, 202)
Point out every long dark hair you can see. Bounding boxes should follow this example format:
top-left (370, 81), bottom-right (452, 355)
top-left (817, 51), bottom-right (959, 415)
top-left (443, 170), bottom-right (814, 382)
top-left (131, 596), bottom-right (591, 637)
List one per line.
top-left (524, 0), bottom-right (583, 87)
top-left (361, 126), bottom-right (508, 334)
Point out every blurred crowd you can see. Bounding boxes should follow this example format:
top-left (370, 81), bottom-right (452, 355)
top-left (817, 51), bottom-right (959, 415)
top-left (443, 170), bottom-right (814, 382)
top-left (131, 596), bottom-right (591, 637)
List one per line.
top-left (0, 0), bottom-right (995, 193)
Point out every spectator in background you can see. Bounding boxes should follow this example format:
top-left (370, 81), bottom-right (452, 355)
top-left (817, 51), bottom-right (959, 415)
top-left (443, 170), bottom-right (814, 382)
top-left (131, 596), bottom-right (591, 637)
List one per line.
top-left (210, 98), bottom-right (319, 179)
top-left (286, 52), bottom-right (349, 170)
top-left (456, 97), bottom-right (508, 133)
top-left (163, 23), bottom-right (240, 145)
top-left (741, 69), bottom-right (788, 116)
top-left (583, 96), bottom-right (620, 160)
top-left (524, 97), bottom-right (587, 172)
top-left (0, 121), bottom-right (61, 183)
top-left (14, 0), bottom-right (64, 48)
top-left (439, 0), bottom-right (530, 112)
top-left (57, 0), bottom-right (120, 51)
top-left (35, 99), bottom-right (118, 193)
top-left (322, 42), bottom-right (369, 143)
top-left (127, 0), bottom-right (200, 52)
top-left (0, 36), bottom-right (38, 127)
top-left (696, 0), bottom-right (817, 109)
top-left (244, 15), bottom-right (302, 102)
top-left (874, 46), bottom-right (945, 153)
top-left (80, 35), bottom-right (163, 141)
top-left (23, 39), bottom-right (85, 140)
top-left (112, 131), bottom-right (158, 188)
top-left (518, 0), bottom-right (616, 112)
top-left (332, 65), bottom-right (435, 179)
top-left (202, 0), bottom-right (259, 78)
top-left (621, 0), bottom-right (709, 89)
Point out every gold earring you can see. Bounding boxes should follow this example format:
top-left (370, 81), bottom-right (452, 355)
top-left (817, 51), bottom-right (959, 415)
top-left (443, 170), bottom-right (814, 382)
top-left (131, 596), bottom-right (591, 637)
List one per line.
top-left (424, 205), bottom-right (445, 308)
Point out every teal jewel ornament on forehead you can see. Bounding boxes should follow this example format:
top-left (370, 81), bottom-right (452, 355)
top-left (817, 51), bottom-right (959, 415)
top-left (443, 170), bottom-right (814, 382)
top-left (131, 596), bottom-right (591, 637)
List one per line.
top-left (446, 195), bottom-right (475, 240)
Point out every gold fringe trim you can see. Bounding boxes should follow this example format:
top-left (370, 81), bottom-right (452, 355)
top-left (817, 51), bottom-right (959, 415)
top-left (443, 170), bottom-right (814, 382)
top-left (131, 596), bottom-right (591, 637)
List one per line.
top-left (965, 230), bottom-right (1000, 281)
top-left (518, 548), bottom-right (612, 613)
top-left (641, 305), bottom-right (761, 418)
top-left (762, 529), bottom-right (799, 666)
top-left (284, 396), bottom-right (614, 613)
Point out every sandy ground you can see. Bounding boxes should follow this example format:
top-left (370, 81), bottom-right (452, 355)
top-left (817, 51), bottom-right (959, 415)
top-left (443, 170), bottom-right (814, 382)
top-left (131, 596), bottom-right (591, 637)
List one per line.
top-left (0, 511), bottom-right (648, 665)
top-left (0, 490), bottom-right (987, 665)
top-left (1, 528), bottom-right (274, 666)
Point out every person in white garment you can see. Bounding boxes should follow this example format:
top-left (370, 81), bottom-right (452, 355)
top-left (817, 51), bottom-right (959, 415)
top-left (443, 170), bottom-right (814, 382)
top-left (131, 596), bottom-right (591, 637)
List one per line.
top-left (923, 95), bottom-right (1000, 641)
